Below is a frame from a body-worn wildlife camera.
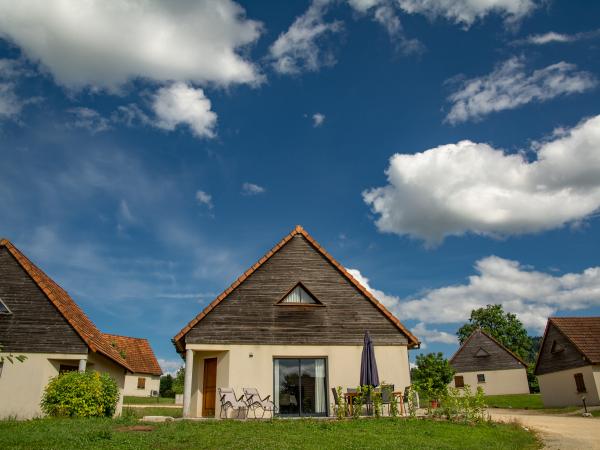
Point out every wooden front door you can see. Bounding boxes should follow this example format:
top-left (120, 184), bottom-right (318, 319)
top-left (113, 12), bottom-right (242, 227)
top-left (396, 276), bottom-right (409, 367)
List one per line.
top-left (202, 358), bottom-right (217, 417)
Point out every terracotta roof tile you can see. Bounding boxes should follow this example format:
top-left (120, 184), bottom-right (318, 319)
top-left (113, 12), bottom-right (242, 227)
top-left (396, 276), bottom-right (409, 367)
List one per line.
top-left (548, 317), bottom-right (600, 364)
top-left (103, 334), bottom-right (162, 376)
top-left (172, 226), bottom-right (420, 351)
top-left (0, 239), bottom-right (132, 372)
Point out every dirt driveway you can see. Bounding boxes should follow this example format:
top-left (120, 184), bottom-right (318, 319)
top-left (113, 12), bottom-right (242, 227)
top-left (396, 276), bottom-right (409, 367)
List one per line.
top-left (488, 409), bottom-right (600, 449)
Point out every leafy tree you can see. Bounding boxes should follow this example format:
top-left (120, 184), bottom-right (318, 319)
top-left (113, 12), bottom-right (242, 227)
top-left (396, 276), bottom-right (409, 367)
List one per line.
top-left (412, 352), bottom-right (455, 401)
top-left (172, 367), bottom-right (185, 395)
top-left (41, 371), bottom-right (119, 417)
top-left (457, 305), bottom-right (532, 361)
top-left (160, 374), bottom-right (174, 398)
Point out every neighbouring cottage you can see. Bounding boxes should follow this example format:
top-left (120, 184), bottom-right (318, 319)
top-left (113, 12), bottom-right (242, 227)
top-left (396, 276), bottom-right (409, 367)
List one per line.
top-left (449, 328), bottom-right (529, 395)
top-left (173, 225), bottom-right (420, 418)
top-left (0, 238), bottom-right (139, 419)
top-left (104, 334), bottom-right (162, 397)
top-left (535, 317), bottom-right (600, 407)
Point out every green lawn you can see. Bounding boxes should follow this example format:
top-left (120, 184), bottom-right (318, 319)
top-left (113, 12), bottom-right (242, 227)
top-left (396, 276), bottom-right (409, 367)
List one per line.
top-left (0, 417), bottom-right (539, 450)
top-left (123, 406), bottom-right (183, 419)
top-left (484, 394), bottom-right (578, 413)
top-left (592, 410), bottom-right (600, 417)
top-left (484, 394), bottom-right (545, 409)
top-left (123, 396), bottom-right (176, 405)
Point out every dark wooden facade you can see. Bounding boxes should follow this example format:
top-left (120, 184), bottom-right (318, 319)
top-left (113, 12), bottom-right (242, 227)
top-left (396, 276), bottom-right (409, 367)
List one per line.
top-left (0, 247), bottom-right (87, 354)
top-left (535, 322), bottom-right (588, 376)
top-left (185, 234), bottom-right (410, 346)
top-left (450, 329), bottom-right (526, 373)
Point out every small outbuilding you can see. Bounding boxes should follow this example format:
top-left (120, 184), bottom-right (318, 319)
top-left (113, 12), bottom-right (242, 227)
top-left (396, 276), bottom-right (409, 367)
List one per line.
top-left (535, 317), bottom-right (600, 407)
top-left (449, 328), bottom-right (529, 395)
top-left (104, 334), bottom-right (162, 397)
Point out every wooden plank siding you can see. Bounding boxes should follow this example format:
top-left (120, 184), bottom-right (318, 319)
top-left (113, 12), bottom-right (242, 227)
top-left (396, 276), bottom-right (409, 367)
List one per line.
top-left (0, 247), bottom-right (87, 354)
top-left (450, 330), bottom-right (525, 373)
top-left (185, 235), bottom-right (409, 346)
top-left (535, 323), bottom-right (588, 376)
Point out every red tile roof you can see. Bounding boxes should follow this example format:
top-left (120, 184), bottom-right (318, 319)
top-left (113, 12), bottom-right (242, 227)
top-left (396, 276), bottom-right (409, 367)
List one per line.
top-left (173, 225), bottom-right (420, 351)
top-left (103, 334), bottom-right (162, 376)
top-left (0, 238), bottom-right (132, 372)
top-left (547, 317), bottom-right (600, 364)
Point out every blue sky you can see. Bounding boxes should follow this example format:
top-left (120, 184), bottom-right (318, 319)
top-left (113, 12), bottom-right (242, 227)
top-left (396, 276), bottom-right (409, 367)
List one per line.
top-left (1, 0), bottom-right (600, 373)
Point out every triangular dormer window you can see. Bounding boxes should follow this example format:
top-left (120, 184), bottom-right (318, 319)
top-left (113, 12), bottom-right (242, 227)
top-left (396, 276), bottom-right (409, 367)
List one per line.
top-left (474, 347), bottom-right (490, 358)
top-left (0, 297), bottom-right (11, 314)
top-left (550, 340), bottom-right (564, 354)
top-left (278, 283), bottom-right (322, 305)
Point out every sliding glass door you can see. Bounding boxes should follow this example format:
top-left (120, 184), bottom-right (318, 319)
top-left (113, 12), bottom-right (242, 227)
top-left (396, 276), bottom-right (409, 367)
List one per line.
top-left (274, 358), bottom-right (327, 416)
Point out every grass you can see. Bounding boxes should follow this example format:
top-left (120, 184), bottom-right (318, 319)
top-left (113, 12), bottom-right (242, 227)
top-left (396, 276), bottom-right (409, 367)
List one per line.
top-left (484, 394), bottom-right (578, 414)
top-left (591, 410), bottom-right (600, 417)
top-left (0, 417), bottom-right (539, 450)
top-left (123, 396), bottom-right (176, 405)
top-left (123, 407), bottom-right (183, 419)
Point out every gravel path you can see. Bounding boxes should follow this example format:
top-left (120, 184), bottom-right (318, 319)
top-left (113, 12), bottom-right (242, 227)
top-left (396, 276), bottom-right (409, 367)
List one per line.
top-left (488, 409), bottom-right (600, 449)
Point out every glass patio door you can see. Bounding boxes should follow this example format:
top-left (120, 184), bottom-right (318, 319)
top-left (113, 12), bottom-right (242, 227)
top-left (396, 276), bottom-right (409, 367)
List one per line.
top-left (274, 358), bottom-right (327, 416)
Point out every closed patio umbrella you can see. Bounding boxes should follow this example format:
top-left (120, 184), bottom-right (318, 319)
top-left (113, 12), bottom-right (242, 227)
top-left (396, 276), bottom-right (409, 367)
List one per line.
top-left (360, 330), bottom-right (380, 387)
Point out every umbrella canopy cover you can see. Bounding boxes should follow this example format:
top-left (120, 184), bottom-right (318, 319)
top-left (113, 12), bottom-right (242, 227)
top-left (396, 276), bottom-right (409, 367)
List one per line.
top-left (360, 330), bottom-right (380, 387)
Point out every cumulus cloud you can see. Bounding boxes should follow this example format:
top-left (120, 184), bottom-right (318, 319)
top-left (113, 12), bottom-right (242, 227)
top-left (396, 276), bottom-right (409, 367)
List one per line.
top-left (269, 0), bottom-right (342, 75)
top-left (241, 182), bottom-right (266, 196)
top-left (152, 83), bottom-right (217, 139)
top-left (349, 259), bottom-right (600, 337)
top-left (312, 112), bottom-right (326, 127)
top-left (67, 107), bottom-right (111, 134)
top-left (396, 0), bottom-right (536, 28)
top-left (411, 322), bottom-right (458, 344)
top-left (0, 81), bottom-right (21, 119)
top-left (445, 57), bottom-right (596, 124)
top-left (158, 358), bottom-right (182, 376)
top-left (398, 256), bottom-right (600, 333)
top-left (0, 0), bottom-right (263, 91)
top-left (363, 114), bottom-right (600, 244)
top-left (514, 28), bottom-right (600, 46)
top-left (195, 190), bottom-right (213, 209)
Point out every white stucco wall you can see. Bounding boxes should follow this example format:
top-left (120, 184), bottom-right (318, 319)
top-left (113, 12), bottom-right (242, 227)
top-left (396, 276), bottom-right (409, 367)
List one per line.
top-left (0, 351), bottom-right (126, 419)
top-left (538, 365), bottom-right (600, 407)
top-left (451, 368), bottom-right (529, 396)
top-left (186, 343), bottom-right (410, 418)
top-left (123, 373), bottom-right (161, 397)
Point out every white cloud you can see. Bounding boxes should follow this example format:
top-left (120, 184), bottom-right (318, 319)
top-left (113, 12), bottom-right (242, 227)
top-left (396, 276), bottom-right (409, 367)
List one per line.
top-left (445, 57), bottom-right (596, 124)
top-left (152, 82), bottom-right (217, 139)
top-left (241, 182), bottom-right (266, 196)
top-left (349, 259), bottom-right (600, 338)
top-left (269, 0), bottom-right (342, 75)
top-left (195, 190), bottom-right (213, 209)
top-left (312, 112), bottom-right (326, 127)
top-left (398, 256), bottom-right (600, 333)
top-left (411, 322), bottom-right (458, 344)
top-left (67, 107), bottom-right (111, 134)
top-left (0, 0), bottom-right (263, 91)
top-left (158, 358), bottom-right (182, 376)
top-left (514, 29), bottom-right (600, 46)
top-left (363, 114), bottom-right (600, 244)
top-left (0, 81), bottom-right (21, 119)
top-left (396, 0), bottom-right (536, 28)
top-left (347, 0), bottom-right (424, 53)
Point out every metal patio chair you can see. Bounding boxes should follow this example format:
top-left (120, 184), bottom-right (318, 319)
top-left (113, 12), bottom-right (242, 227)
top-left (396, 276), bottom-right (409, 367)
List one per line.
top-left (218, 387), bottom-right (247, 419)
top-left (243, 387), bottom-right (276, 418)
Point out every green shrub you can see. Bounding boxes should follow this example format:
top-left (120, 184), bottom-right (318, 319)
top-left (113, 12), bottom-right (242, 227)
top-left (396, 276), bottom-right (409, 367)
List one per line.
top-left (436, 385), bottom-right (488, 424)
top-left (41, 371), bottom-right (120, 418)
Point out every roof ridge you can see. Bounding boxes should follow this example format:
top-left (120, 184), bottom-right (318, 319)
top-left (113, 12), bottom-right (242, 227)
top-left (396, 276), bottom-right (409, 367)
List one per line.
top-left (1, 239), bottom-right (132, 372)
top-left (450, 328), bottom-right (527, 367)
top-left (172, 225), bottom-right (419, 350)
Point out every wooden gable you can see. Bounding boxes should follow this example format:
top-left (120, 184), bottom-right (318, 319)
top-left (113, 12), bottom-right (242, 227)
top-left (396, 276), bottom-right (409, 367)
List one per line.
top-left (177, 227), bottom-right (418, 349)
top-left (535, 321), bottom-right (588, 376)
top-left (450, 329), bottom-right (526, 373)
top-left (0, 247), bottom-right (88, 354)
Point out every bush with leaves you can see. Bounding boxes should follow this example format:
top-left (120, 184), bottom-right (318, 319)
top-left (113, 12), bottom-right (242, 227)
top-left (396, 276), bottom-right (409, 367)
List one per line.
top-left (436, 385), bottom-right (487, 423)
top-left (412, 352), bottom-right (454, 405)
top-left (172, 367), bottom-right (185, 395)
top-left (41, 371), bottom-right (120, 417)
